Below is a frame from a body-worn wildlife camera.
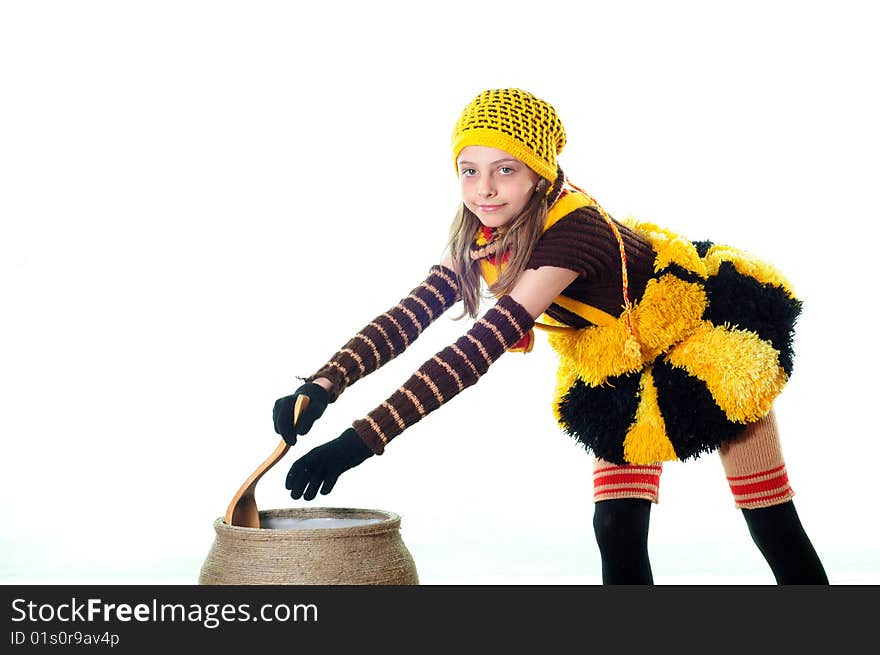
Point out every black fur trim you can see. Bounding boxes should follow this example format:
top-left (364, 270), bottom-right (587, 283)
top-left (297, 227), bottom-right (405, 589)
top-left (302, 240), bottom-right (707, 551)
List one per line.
top-left (655, 262), bottom-right (706, 285)
top-left (703, 260), bottom-right (802, 375)
top-left (692, 240), bottom-right (714, 258)
top-left (556, 372), bottom-right (641, 465)
top-left (652, 360), bottom-right (745, 461)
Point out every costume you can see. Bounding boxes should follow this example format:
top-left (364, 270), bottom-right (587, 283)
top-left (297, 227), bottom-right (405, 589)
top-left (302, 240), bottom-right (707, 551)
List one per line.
top-left (474, 187), bottom-right (802, 466)
top-left (284, 88), bottom-right (826, 585)
top-left (309, 88), bottom-right (802, 468)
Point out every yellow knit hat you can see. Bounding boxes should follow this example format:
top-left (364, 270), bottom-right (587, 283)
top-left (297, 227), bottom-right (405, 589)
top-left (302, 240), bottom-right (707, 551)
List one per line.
top-left (451, 88), bottom-right (567, 183)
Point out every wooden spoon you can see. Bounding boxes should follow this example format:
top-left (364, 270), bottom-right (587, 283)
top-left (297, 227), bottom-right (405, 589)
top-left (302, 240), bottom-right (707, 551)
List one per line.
top-left (224, 395), bottom-right (309, 528)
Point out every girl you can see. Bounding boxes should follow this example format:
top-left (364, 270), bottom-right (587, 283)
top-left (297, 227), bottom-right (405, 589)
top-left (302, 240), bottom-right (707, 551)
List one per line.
top-left (271, 88), bottom-right (828, 585)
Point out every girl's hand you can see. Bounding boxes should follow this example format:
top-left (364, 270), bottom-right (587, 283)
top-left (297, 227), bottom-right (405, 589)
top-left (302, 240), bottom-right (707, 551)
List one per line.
top-left (272, 382), bottom-right (331, 445)
top-left (285, 428), bottom-right (373, 500)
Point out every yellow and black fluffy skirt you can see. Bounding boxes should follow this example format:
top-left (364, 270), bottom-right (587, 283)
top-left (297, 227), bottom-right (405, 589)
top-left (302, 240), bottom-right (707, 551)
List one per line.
top-left (549, 219), bottom-right (802, 466)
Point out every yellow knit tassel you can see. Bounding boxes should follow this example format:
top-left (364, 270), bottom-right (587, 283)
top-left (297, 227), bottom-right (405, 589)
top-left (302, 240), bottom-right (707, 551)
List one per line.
top-left (623, 368), bottom-right (678, 464)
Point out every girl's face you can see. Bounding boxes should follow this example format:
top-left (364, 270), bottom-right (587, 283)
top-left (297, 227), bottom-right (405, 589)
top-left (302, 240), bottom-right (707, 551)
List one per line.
top-left (457, 145), bottom-right (540, 229)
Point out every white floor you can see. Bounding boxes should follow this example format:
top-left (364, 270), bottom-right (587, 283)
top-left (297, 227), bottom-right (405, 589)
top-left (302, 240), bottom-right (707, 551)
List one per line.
top-left (3, 541), bottom-right (876, 586)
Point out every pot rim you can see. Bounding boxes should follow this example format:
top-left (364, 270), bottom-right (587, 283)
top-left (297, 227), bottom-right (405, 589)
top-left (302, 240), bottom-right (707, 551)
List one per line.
top-left (214, 506), bottom-right (403, 538)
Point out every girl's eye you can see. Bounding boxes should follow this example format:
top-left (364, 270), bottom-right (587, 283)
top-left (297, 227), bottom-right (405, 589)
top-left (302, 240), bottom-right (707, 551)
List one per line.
top-left (460, 168), bottom-right (476, 177)
top-left (499, 166), bottom-right (515, 174)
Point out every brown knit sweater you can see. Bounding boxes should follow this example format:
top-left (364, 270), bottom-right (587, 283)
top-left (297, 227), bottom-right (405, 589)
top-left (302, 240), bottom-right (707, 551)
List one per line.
top-left (527, 206), bottom-right (656, 327)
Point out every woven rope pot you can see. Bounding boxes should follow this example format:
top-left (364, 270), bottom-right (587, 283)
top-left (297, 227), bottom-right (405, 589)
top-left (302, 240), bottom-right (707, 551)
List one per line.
top-left (199, 507), bottom-right (419, 585)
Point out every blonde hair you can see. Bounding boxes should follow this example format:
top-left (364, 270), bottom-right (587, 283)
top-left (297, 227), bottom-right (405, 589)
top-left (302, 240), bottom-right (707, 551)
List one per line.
top-left (445, 177), bottom-right (550, 319)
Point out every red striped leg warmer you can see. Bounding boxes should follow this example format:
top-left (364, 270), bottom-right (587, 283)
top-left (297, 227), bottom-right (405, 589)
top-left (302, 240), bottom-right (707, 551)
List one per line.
top-left (307, 265), bottom-right (460, 401)
top-left (718, 410), bottom-right (795, 509)
top-left (593, 459), bottom-right (663, 503)
top-left (353, 295), bottom-right (535, 454)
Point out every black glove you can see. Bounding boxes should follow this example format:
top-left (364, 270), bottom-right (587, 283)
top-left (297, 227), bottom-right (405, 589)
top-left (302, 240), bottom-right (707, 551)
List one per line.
top-left (272, 382), bottom-right (330, 446)
top-left (286, 428), bottom-right (374, 500)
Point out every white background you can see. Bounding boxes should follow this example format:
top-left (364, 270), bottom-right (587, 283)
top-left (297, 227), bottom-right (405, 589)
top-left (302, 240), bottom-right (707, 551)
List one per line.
top-left (2, 0), bottom-right (878, 584)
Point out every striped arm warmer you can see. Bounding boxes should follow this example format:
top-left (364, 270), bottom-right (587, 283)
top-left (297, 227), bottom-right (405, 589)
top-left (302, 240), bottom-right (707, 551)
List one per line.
top-left (306, 265), bottom-right (460, 401)
top-left (352, 295), bottom-right (535, 454)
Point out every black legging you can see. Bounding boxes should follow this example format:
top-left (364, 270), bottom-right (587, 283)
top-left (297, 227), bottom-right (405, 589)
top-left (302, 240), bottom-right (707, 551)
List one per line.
top-left (592, 498), bottom-right (828, 584)
top-left (592, 498), bottom-right (654, 584)
top-left (741, 501), bottom-right (828, 584)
